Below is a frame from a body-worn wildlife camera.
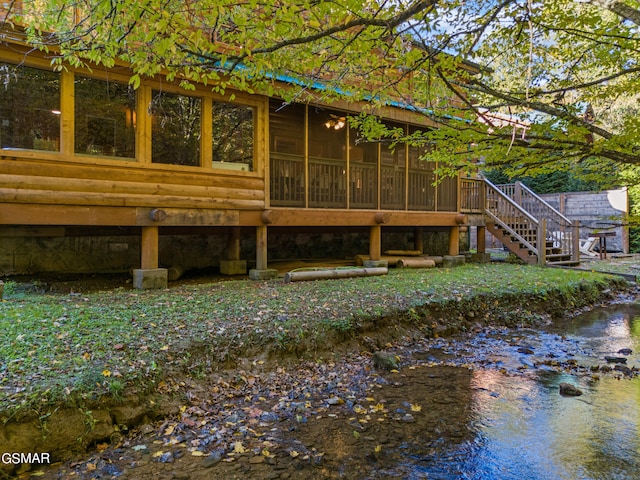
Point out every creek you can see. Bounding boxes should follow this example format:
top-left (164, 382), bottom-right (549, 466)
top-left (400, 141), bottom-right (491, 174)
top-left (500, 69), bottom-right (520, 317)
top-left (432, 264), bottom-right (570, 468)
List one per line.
top-left (29, 302), bottom-right (640, 480)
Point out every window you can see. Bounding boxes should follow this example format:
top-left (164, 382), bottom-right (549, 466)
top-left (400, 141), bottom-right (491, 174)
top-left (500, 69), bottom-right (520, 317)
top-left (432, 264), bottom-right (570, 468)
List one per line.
top-left (212, 101), bottom-right (254, 171)
top-left (151, 90), bottom-right (201, 166)
top-left (75, 76), bottom-right (136, 158)
top-left (0, 62), bottom-right (60, 151)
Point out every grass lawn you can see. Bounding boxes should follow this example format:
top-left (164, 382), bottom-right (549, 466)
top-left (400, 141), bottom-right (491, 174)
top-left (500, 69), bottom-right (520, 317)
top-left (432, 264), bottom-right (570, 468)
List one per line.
top-left (0, 263), bottom-right (631, 416)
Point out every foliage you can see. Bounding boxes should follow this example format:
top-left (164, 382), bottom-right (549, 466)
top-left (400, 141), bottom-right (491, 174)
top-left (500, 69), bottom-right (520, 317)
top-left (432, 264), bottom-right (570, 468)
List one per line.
top-left (5, 0), bottom-right (640, 188)
top-left (482, 169), bottom-right (603, 194)
top-left (0, 264), bottom-right (625, 415)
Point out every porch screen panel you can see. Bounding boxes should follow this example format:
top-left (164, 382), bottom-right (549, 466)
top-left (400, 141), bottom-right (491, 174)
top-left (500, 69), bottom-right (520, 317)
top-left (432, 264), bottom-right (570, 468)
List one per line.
top-left (75, 76), bottom-right (136, 158)
top-left (308, 108), bottom-right (346, 209)
top-left (380, 123), bottom-right (406, 210)
top-left (349, 128), bottom-right (377, 209)
top-left (408, 131), bottom-right (436, 211)
top-left (269, 100), bottom-right (305, 206)
top-left (0, 62), bottom-right (60, 152)
top-left (437, 175), bottom-right (458, 212)
top-left (151, 90), bottom-right (201, 166)
top-left (212, 101), bottom-right (254, 171)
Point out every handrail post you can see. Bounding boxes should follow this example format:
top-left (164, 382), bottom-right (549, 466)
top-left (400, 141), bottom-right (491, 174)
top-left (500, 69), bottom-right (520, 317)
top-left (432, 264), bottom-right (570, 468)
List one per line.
top-left (537, 218), bottom-right (546, 265)
top-left (572, 221), bottom-right (581, 263)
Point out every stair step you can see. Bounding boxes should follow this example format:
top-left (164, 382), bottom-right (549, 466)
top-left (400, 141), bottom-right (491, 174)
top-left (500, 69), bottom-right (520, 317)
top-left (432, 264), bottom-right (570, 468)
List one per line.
top-left (546, 253), bottom-right (572, 259)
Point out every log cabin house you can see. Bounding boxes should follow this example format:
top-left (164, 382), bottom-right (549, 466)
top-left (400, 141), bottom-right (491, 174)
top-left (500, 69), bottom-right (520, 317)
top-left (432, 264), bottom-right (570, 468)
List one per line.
top-left (4, 22), bottom-right (571, 288)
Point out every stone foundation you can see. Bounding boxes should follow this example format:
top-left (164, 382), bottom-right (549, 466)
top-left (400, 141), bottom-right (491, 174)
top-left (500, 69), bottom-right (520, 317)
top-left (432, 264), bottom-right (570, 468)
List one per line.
top-left (132, 268), bottom-right (168, 290)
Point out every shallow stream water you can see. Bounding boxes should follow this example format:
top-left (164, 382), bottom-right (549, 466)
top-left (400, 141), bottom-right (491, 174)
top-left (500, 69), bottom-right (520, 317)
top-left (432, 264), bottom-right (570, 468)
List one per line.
top-left (31, 303), bottom-right (640, 480)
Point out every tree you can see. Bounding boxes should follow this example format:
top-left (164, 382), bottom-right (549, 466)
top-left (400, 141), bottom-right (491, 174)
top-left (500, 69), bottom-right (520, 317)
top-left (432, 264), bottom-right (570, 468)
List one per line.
top-left (4, 0), bottom-right (640, 185)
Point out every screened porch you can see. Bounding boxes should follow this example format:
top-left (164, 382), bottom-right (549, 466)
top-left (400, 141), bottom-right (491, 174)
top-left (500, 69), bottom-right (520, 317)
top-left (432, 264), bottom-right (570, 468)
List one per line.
top-left (268, 100), bottom-right (458, 212)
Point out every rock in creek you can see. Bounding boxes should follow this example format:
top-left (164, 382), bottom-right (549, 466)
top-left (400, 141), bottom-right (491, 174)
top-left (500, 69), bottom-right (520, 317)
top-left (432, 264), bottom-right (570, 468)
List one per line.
top-left (559, 382), bottom-right (583, 397)
top-left (372, 352), bottom-right (400, 371)
top-left (605, 356), bottom-right (627, 364)
top-left (617, 348), bottom-right (633, 355)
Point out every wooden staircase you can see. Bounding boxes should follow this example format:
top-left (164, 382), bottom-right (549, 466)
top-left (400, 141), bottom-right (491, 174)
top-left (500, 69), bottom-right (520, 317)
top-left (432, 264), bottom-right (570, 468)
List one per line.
top-left (484, 180), bottom-right (580, 266)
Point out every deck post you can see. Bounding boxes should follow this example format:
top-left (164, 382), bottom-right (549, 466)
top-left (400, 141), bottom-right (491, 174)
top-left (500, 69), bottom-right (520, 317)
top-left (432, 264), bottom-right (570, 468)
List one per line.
top-left (370, 225), bottom-right (382, 260)
top-left (537, 218), bottom-right (547, 265)
top-left (220, 226), bottom-right (247, 275)
top-left (448, 226), bottom-right (459, 256)
top-left (477, 225), bottom-right (486, 254)
top-left (141, 226), bottom-right (159, 270)
top-left (133, 226), bottom-right (168, 289)
top-left (249, 225), bottom-right (278, 280)
top-left (414, 227), bottom-right (424, 254)
top-left (364, 224), bottom-right (388, 268)
top-left (572, 221), bottom-right (580, 263)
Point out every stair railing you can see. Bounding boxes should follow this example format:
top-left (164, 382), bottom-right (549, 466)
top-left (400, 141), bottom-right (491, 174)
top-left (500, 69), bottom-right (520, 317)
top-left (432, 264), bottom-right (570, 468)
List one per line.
top-left (484, 179), bottom-right (540, 256)
top-left (496, 182), bottom-right (579, 262)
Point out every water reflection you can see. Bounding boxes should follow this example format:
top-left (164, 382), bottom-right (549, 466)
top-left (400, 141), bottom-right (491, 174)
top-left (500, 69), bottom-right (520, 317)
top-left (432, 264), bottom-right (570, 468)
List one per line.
top-left (407, 305), bottom-right (640, 480)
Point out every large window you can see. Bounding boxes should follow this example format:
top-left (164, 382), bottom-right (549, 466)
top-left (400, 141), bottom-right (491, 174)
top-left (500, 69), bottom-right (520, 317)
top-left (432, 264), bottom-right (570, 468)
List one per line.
top-left (151, 90), bottom-right (201, 166)
top-left (75, 76), bottom-right (136, 158)
top-left (212, 101), bottom-right (254, 171)
top-left (0, 62), bottom-right (60, 151)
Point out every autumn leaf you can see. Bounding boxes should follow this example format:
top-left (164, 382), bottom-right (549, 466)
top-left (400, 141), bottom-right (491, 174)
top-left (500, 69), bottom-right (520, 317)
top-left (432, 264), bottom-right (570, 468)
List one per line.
top-left (102, 369), bottom-right (111, 377)
top-left (233, 441), bottom-right (246, 454)
top-left (290, 450), bottom-right (299, 458)
top-left (410, 403), bottom-right (422, 412)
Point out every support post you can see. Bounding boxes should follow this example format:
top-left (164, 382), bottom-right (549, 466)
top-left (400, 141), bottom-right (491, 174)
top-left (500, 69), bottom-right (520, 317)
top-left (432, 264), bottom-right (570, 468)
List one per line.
top-left (471, 225), bottom-right (491, 263)
top-left (220, 226), bottom-right (247, 275)
top-left (364, 225), bottom-right (388, 268)
top-left (448, 226), bottom-right (460, 256)
top-left (249, 225), bottom-right (277, 280)
top-left (537, 218), bottom-right (547, 265)
top-left (477, 225), bottom-right (486, 254)
top-left (414, 227), bottom-right (424, 254)
top-left (572, 221), bottom-right (581, 263)
top-left (369, 225), bottom-right (381, 260)
top-left (141, 226), bottom-right (158, 270)
top-left (133, 226), bottom-right (167, 289)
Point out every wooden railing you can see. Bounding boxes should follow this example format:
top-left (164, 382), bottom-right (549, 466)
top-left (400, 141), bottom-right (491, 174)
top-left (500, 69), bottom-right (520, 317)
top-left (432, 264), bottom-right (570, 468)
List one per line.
top-left (485, 179), bottom-right (579, 264)
top-left (270, 153), bottom-right (460, 212)
top-left (269, 153), bottom-right (305, 207)
top-left (496, 182), bottom-right (579, 262)
top-left (460, 178), bottom-right (483, 213)
top-left (350, 163), bottom-right (377, 209)
top-left (408, 169), bottom-right (436, 211)
top-left (485, 180), bottom-right (540, 254)
top-left (308, 157), bottom-right (347, 208)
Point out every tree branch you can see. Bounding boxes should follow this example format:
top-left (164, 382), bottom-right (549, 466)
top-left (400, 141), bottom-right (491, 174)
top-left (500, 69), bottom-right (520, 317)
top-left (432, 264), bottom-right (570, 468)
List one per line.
top-left (588, 0), bottom-right (640, 26)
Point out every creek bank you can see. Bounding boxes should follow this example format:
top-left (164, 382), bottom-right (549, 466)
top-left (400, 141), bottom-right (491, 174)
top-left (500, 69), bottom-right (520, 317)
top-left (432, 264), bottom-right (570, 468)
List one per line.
top-left (2, 277), bottom-right (636, 478)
